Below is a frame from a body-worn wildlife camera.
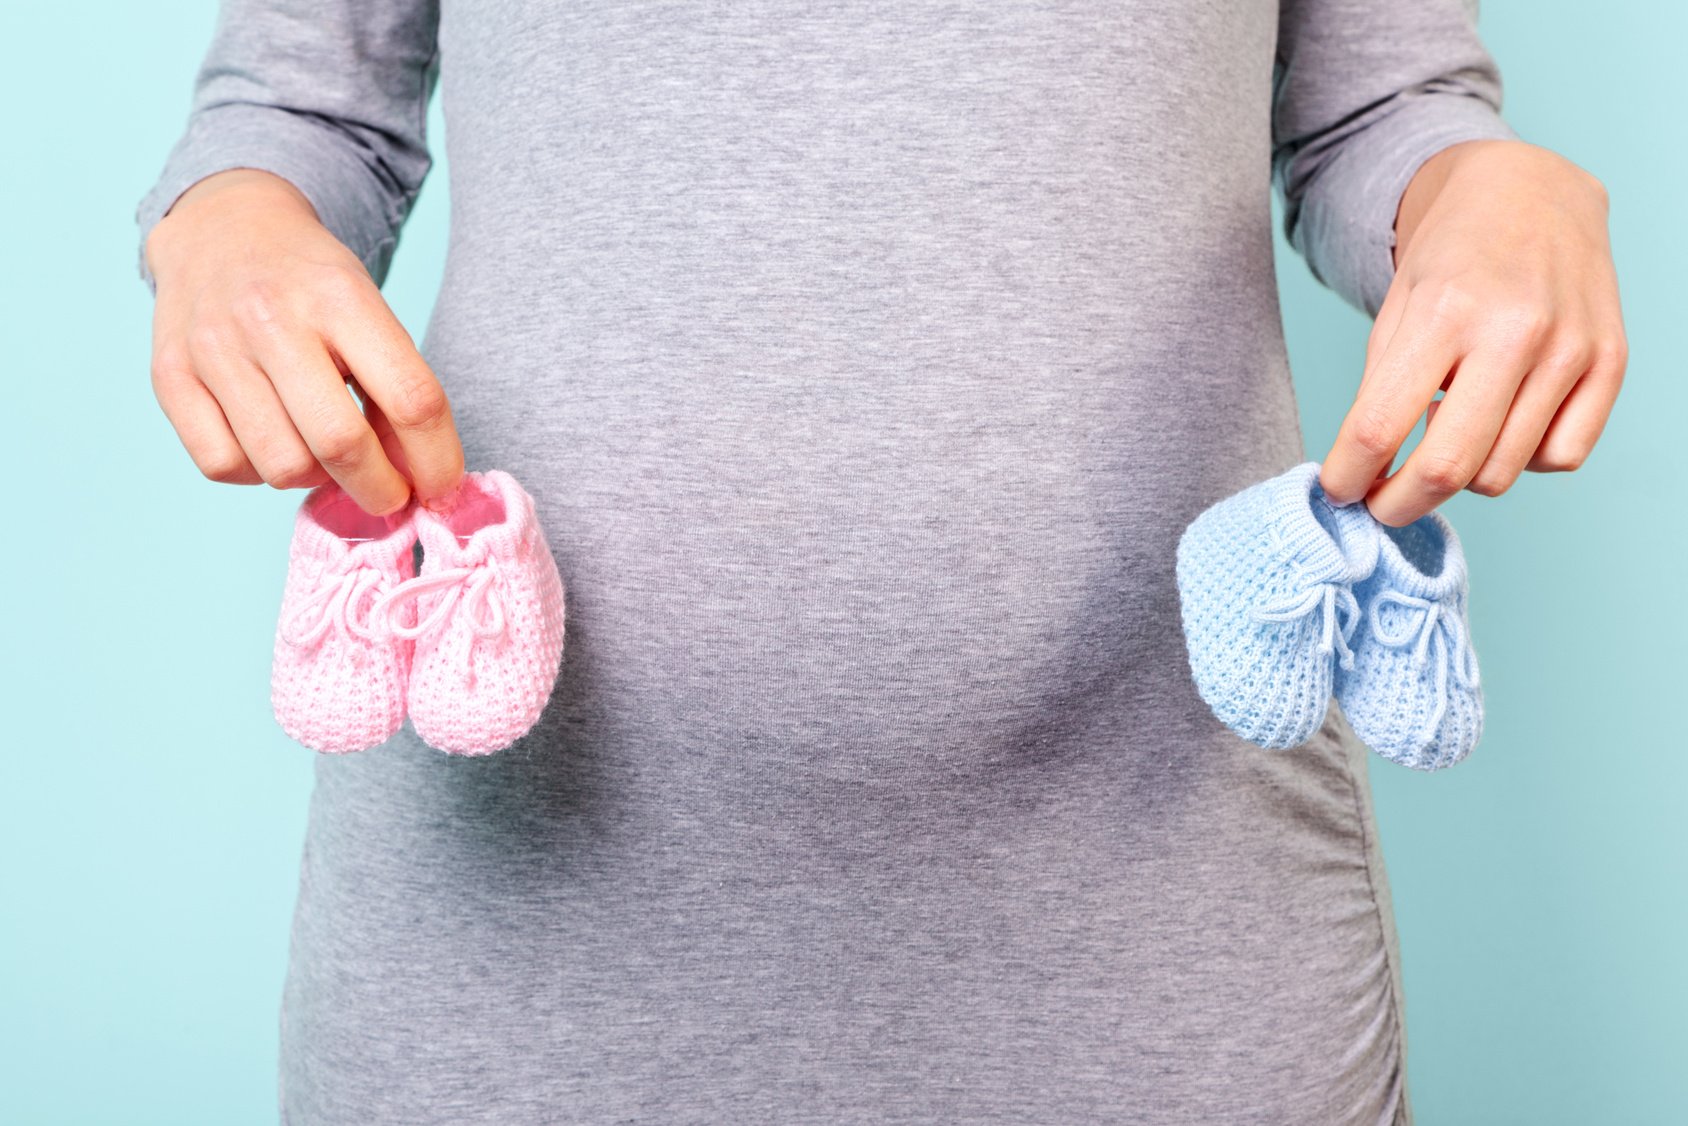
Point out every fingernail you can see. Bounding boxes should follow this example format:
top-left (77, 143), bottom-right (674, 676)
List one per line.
top-left (374, 491), bottom-right (412, 518)
top-left (421, 478), bottom-right (469, 516)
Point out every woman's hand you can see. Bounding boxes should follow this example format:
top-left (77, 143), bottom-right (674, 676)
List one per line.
top-left (143, 168), bottom-right (464, 516)
top-left (1319, 139), bottom-right (1627, 526)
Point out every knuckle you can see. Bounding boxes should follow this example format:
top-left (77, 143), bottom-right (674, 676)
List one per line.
top-left (1415, 448), bottom-right (1476, 495)
top-left (1540, 445), bottom-right (1589, 473)
top-left (149, 345), bottom-right (195, 392)
top-left (264, 454), bottom-right (322, 491)
top-left (1423, 281), bottom-right (1480, 330)
top-left (186, 320), bottom-right (237, 361)
top-left (1580, 167), bottom-right (1610, 205)
top-left (229, 279), bottom-right (288, 332)
top-left (306, 265), bottom-right (370, 316)
top-left (1349, 407), bottom-right (1403, 459)
top-left (1539, 334), bottom-right (1595, 379)
top-left (1466, 467), bottom-right (1516, 498)
top-left (1494, 302), bottom-right (1555, 354)
top-left (387, 373), bottom-right (449, 431)
top-left (1593, 334), bottom-right (1629, 375)
top-left (195, 447), bottom-right (251, 484)
top-left (312, 418), bottom-right (372, 469)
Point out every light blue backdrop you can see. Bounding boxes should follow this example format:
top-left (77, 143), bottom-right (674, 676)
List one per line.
top-left (2, 2), bottom-right (1681, 1123)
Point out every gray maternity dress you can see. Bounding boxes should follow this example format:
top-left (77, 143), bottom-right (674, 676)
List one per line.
top-left (135, 1), bottom-right (1519, 1122)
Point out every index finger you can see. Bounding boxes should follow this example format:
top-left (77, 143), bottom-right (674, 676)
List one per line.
top-left (324, 289), bottom-right (465, 505)
top-left (1320, 288), bottom-right (1464, 506)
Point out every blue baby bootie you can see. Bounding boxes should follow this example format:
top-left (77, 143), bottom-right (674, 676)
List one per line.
top-left (1176, 462), bottom-right (1382, 749)
top-left (1336, 510), bottom-right (1483, 770)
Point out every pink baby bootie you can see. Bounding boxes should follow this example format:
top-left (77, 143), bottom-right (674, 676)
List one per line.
top-left (271, 483), bottom-right (420, 753)
top-left (369, 470), bottom-right (566, 756)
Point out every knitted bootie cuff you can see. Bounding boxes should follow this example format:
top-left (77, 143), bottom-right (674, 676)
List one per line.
top-left (1259, 462), bottom-right (1381, 587)
top-left (1372, 510), bottom-right (1467, 602)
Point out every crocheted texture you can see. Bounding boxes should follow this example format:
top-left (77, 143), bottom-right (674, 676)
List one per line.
top-left (1175, 461), bottom-right (1382, 750)
top-left (271, 484), bottom-right (418, 754)
top-left (1336, 510), bottom-right (1484, 771)
top-left (371, 469), bottom-right (567, 756)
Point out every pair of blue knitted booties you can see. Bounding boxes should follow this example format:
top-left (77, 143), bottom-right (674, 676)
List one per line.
top-left (1175, 462), bottom-right (1483, 771)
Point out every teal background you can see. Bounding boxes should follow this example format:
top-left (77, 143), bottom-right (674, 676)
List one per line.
top-left (2, 2), bottom-right (1681, 1122)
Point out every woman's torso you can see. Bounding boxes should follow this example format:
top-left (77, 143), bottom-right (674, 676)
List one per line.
top-left (279, 4), bottom-right (1410, 1122)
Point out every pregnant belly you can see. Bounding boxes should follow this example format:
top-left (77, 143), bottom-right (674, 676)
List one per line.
top-left (446, 367), bottom-right (1239, 774)
top-left (419, 270), bottom-right (1303, 770)
top-left (580, 461), bottom-right (1150, 765)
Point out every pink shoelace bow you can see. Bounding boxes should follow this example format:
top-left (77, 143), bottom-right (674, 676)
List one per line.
top-left (369, 566), bottom-right (509, 684)
top-left (280, 566), bottom-right (388, 648)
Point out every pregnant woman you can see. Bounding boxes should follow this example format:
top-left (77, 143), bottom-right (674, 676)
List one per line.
top-left (135, 1), bottom-right (1625, 1122)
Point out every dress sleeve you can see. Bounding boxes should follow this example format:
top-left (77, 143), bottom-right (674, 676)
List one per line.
top-left (133, 0), bottom-right (441, 295)
top-left (1271, 0), bottom-right (1521, 318)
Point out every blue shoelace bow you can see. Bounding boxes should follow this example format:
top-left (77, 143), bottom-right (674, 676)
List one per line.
top-left (1365, 589), bottom-right (1481, 750)
top-left (1250, 522), bottom-right (1364, 670)
top-left (1252, 579), bottom-right (1363, 670)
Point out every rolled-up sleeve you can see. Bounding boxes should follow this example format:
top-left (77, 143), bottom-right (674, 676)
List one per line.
top-left (1271, 0), bottom-right (1521, 318)
top-left (133, 0), bottom-right (440, 295)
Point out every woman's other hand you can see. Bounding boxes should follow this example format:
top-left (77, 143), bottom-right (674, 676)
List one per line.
top-left (1319, 140), bottom-right (1627, 526)
top-left (143, 168), bottom-right (464, 516)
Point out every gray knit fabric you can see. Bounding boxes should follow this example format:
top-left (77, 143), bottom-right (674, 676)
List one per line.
top-left (135, 2), bottom-right (1519, 1122)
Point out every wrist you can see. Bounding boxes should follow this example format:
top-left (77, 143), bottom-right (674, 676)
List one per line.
top-left (1393, 139), bottom-right (1520, 270)
top-left (144, 168), bottom-right (320, 279)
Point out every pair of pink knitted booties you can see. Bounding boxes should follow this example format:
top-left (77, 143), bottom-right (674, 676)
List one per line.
top-left (270, 470), bottom-right (566, 756)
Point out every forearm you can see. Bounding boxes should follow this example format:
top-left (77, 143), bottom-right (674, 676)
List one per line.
top-left (132, 0), bottom-right (441, 294)
top-left (1272, 0), bottom-right (1520, 318)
